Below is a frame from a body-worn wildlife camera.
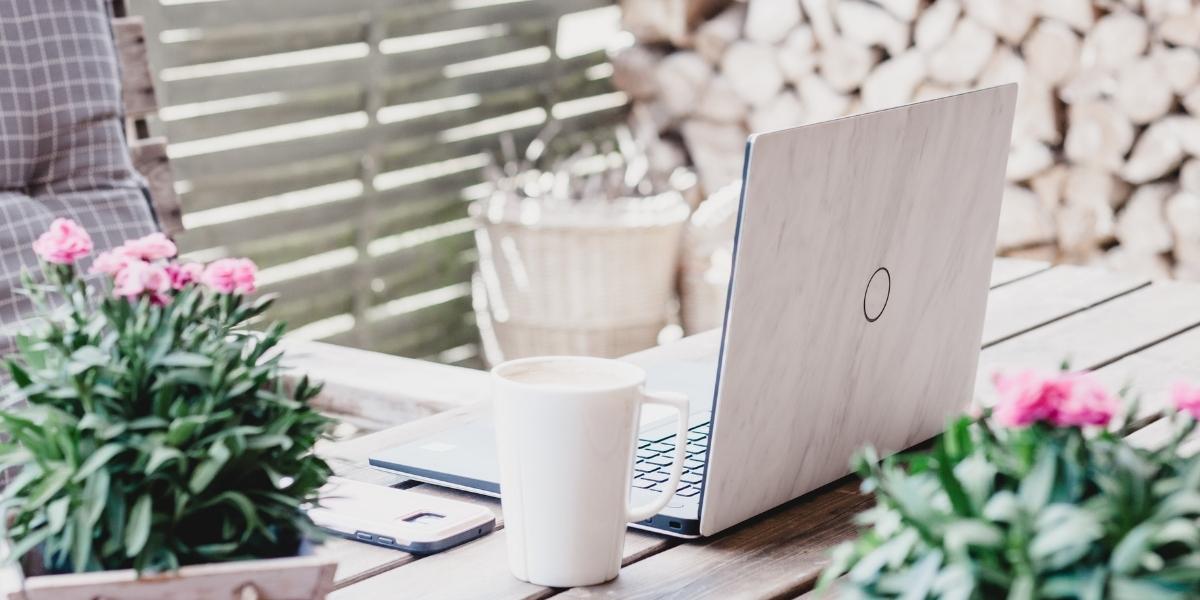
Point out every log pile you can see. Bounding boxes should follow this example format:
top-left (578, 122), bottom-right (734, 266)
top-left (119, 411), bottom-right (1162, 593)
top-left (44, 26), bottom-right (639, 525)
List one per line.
top-left (614, 0), bottom-right (1200, 280)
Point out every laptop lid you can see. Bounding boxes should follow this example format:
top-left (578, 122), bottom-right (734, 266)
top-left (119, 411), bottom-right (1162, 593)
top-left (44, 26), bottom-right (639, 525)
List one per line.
top-left (698, 86), bottom-right (1018, 536)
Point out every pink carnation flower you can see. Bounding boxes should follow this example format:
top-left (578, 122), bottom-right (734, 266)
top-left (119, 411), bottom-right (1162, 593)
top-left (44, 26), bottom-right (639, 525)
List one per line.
top-left (992, 369), bottom-right (1117, 428)
top-left (90, 248), bottom-right (135, 276)
top-left (113, 260), bottom-right (172, 303)
top-left (166, 262), bottom-right (203, 290)
top-left (1173, 381), bottom-right (1200, 420)
top-left (202, 258), bottom-right (257, 295)
top-left (992, 370), bottom-right (1057, 427)
top-left (121, 232), bottom-right (177, 261)
top-left (32, 218), bottom-right (93, 265)
top-left (1051, 373), bottom-right (1119, 427)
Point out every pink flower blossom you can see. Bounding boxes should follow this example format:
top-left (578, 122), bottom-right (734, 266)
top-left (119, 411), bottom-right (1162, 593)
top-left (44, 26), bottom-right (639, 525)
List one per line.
top-left (121, 232), bottom-right (176, 261)
top-left (112, 260), bottom-right (171, 301)
top-left (202, 258), bottom-right (257, 295)
top-left (90, 248), bottom-right (135, 276)
top-left (992, 369), bottom-right (1118, 428)
top-left (1052, 373), bottom-right (1119, 427)
top-left (32, 218), bottom-right (93, 265)
top-left (992, 370), bottom-right (1057, 428)
top-left (165, 262), bottom-right (203, 290)
top-left (1173, 381), bottom-right (1200, 420)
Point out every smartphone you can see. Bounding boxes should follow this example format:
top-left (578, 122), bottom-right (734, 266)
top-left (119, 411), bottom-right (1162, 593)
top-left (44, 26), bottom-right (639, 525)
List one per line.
top-left (307, 477), bottom-right (496, 554)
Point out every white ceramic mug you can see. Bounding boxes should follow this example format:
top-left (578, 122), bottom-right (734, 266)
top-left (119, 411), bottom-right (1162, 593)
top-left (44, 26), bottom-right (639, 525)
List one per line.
top-left (492, 356), bottom-right (689, 587)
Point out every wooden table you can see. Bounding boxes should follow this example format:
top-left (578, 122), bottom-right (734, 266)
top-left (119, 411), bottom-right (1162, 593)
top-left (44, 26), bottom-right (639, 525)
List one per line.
top-left (295, 257), bottom-right (1200, 599)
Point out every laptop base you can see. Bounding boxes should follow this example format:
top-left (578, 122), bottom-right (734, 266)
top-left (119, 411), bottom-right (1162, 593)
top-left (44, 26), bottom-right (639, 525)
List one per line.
top-left (367, 415), bottom-right (704, 538)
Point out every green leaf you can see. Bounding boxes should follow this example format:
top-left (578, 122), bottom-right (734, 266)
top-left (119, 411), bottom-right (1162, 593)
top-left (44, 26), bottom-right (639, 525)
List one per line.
top-left (69, 346), bottom-right (108, 368)
top-left (125, 494), bottom-right (153, 558)
top-left (1007, 573), bottom-right (1035, 600)
top-left (154, 352), bottom-right (213, 369)
top-left (1031, 504), bottom-right (1104, 571)
top-left (71, 509), bottom-right (92, 573)
top-left (932, 563), bottom-right (975, 600)
top-left (1154, 491), bottom-right (1200, 520)
top-left (1044, 569), bottom-right (1107, 599)
top-left (1153, 518), bottom-right (1200, 549)
top-left (188, 441), bottom-right (231, 494)
top-left (1019, 446), bottom-right (1056, 513)
top-left (5, 526), bottom-right (53, 565)
top-left (1111, 523), bottom-right (1157, 575)
top-left (72, 444), bottom-right (123, 482)
top-left (954, 452), bottom-right (997, 511)
top-left (5, 359), bottom-right (32, 389)
top-left (935, 442), bottom-right (974, 516)
top-left (1109, 576), bottom-right (1189, 600)
top-left (145, 446), bottom-right (184, 475)
top-left (27, 467), bottom-right (72, 507)
top-left (205, 491), bottom-right (260, 537)
top-left (46, 496), bottom-right (70, 533)
top-left (944, 520), bottom-right (1004, 555)
top-left (849, 529), bottom-right (919, 583)
top-left (193, 542), bottom-right (239, 557)
top-left (898, 550), bottom-right (942, 600)
top-left (1, 467), bottom-right (41, 502)
top-left (127, 416), bottom-right (169, 430)
top-left (81, 470), bottom-right (109, 527)
top-left (166, 416), bottom-right (204, 446)
top-left (245, 434), bottom-right (293, 451)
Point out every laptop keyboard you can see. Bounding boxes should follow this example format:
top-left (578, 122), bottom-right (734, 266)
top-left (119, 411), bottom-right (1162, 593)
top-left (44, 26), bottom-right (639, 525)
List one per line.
top-left (632, 420), bottom-right (710, 500)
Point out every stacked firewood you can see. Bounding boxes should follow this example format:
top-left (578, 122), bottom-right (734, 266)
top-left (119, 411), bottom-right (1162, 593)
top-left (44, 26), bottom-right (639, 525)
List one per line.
top-left (614, 0), bottom-right (1200, 280)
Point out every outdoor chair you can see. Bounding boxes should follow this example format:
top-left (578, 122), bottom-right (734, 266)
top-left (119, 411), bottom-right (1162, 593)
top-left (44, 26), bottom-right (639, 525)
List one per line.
top-left (0, 0), bottom-right (181, 352)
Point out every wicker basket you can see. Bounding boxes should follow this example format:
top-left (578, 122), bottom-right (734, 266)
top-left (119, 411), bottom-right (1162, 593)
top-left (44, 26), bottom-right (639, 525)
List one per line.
top-left (473, 191), bottom-right (689, 365)
top-left (679, 181), bottom-right (740, 335)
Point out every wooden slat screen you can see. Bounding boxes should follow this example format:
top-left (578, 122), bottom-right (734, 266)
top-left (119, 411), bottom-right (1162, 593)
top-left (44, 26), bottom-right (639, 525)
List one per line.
top-left (128, 0), bottom-right (624, 365)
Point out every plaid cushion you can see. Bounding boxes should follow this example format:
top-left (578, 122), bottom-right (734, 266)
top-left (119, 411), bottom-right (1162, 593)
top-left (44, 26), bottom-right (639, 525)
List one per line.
top-left (0, 0), bottom-right (158, 352)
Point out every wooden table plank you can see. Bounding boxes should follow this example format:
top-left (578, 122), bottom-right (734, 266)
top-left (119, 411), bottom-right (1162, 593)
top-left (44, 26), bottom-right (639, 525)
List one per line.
top-left (556, 482), bottom-right (868, 600)
top-left (285, 339), bottom-right (489, 427)
top-left (1090, 325), bottom-right (1200, 419)
top-left (977, 282), bottom-right (1200, 404)
top-left (315, 539), bottom-right (415, 590)
top-left (989, 257), bottom-right (1050, 287)
top-left (980, 265), bottom-right (1146, 346)
top-left (331, 525), bottom-right (668, 600)
top-left (318, 403), bottom-right (488, 464)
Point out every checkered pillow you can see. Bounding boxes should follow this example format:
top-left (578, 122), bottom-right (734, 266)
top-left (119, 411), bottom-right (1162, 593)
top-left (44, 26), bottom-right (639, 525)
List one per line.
top-left (0, 0), bottom-right (158, 352)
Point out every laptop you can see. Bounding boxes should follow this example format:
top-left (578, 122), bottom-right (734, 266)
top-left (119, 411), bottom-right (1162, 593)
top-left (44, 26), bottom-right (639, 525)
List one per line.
top-left (370, 85), bottom-right (1018, 538)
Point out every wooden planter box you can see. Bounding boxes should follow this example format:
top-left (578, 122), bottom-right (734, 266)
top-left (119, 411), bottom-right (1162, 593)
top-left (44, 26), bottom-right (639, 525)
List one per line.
top-left (4, 554), bottom-right (336, 600)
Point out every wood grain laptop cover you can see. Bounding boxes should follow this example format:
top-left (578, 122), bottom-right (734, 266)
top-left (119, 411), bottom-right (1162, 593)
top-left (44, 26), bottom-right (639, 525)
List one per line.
top-left (699, 85), bottom-right (1018, 536)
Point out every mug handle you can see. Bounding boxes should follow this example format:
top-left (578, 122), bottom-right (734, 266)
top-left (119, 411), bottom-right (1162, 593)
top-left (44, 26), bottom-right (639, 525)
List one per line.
top-left (626, 390), bottom-right (690, 523)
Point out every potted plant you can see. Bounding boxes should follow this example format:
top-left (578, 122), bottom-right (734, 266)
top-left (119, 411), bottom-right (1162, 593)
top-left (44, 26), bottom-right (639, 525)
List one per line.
top-left (820, 369), bottom-right (1200, 599)
top-left (0, 219), bottom-right (335, 599)
top-left (473, 125), bottom-right (695, 364)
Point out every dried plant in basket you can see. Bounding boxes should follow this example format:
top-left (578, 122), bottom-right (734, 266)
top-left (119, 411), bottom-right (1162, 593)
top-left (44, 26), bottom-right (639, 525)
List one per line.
top-left (482, 116), bottom-right (697, 209)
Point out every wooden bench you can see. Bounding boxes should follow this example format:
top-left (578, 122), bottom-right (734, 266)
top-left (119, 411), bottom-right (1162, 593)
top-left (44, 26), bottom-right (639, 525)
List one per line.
top-left (298, 256), bottom-right (1200, 598)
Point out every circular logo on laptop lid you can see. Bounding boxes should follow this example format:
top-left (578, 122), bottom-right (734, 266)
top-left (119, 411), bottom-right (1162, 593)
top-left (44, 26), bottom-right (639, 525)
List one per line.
top-left (864, 267), bottom-right (890, 323)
